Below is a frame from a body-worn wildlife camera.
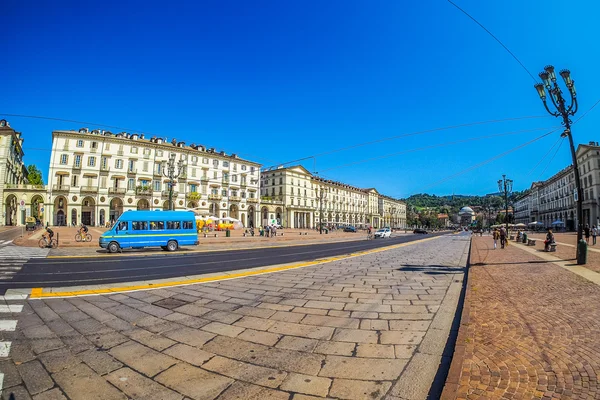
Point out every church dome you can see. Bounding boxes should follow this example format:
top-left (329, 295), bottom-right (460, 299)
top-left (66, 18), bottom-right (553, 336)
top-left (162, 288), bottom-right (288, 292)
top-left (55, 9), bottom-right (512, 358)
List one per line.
top-left (458, 206), bottom-right (475, 216)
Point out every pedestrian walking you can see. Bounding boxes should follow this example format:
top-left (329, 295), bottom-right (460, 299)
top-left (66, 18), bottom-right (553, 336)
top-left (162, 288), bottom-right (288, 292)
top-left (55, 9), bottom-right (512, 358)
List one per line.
top-left (592, 225), bottom-right (598, 245)
top-left (585, 224), bottom-right (591, 244)
top-left (499, 227), bottom-right (507, 249)
top-left (493, 228), bottom-right (499, 249)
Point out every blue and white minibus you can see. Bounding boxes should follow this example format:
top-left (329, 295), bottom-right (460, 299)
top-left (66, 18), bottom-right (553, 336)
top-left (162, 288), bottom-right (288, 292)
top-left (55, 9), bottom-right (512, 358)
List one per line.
top-left (99, 210), bottom-right (199, 253)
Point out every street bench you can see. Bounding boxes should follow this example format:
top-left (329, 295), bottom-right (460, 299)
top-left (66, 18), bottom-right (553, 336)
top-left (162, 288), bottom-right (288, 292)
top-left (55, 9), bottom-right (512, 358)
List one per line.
top-left (547, 243), bottom-right (557, 252)
top-left (527, 239), bottom-right (537, 246)
top-left (509, 235), bottom-right (515, 240)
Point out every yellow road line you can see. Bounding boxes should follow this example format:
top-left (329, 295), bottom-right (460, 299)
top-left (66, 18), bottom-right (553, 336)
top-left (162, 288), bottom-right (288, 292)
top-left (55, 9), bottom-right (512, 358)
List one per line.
top-left (30, 235), bottom-right (442, 299)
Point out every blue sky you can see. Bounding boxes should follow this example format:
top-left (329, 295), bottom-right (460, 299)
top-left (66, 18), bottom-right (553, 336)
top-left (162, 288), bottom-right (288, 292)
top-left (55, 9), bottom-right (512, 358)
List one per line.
top-left (2, 0), bottom-right (599, 197)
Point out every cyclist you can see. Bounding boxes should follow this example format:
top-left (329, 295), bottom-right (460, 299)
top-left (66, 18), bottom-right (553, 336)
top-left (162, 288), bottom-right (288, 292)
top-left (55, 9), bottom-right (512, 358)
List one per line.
top-left (45, 227), bottom-right (54, 247)
top-left (79, 224), bottom-right (89, 242)
top-left (367, 226), bottom-right (372, 239)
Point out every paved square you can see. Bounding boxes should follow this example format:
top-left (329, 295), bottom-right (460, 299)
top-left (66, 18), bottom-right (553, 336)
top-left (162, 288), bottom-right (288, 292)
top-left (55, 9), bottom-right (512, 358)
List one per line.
top-left (1, 234), bottom-right (469, 399)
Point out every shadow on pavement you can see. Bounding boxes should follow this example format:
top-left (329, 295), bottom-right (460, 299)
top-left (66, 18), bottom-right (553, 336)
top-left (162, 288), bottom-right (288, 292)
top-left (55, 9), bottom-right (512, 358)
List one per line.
top-left (398, 265), bottom-right (465, 275)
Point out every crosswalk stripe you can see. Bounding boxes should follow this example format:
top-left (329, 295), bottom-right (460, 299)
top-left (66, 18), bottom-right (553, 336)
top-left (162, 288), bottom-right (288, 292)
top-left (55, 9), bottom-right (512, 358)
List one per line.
top-left (0, 321), bottom-right (17, 331)
top-left (0, 294), bottom-right (28, 300)
top-left (0, 305), bottom-right (23, 313)
top-left (0, 342), bottom-right (12, 357)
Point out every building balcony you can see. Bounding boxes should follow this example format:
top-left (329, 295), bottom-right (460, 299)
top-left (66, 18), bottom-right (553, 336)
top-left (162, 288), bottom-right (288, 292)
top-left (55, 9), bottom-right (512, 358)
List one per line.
top-left (100, 166), bottom-right (110, 174)
top-left (53, 184), bottom-right (70, 192)
top-left (161, 190), bottom-right (179, 198)
top-left (127, 168), bottom-right (137, 175)
top-left (208, 194), bottom-right (222, 200)
top-left (72, 164), bottom-right (82, 171)
top-left (154, 170), bottom-right (162, 177)
top-left (5, 184), bottom-right (46, 190)
top-left (80, 186), bottom-right (98, 194)
top-left (117, 150), bottom-right (124, 156)
top-left (247, 197), bottom-right (259, 203)
top-left (229, 196), bottom-right (241, 202)
top-left (136, 188), bottom-right (152, 196)
top-left (108, 188), bottom-right (126, 195)
top-left (222, 179), bottom-right (230, 186)
top-left (240, 182), bottom-right (247, 188)
top-left (201, 176), bottom-right (209, 183)
top-left (143, 154), bottom-right (150, 159)
top-left (90, 148), bottom-right (97, 153)
top-left (186, 192), bottom-right (201, 200)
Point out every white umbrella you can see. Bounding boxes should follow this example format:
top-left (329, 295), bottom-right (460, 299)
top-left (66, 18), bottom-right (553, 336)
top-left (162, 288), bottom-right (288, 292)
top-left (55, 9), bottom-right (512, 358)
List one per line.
top-left (528, 221), bottom-right (544, 226)
top-left (551, 220), bottom-right (564, 225)
top-left (515, 223), bottom-right (526, 227)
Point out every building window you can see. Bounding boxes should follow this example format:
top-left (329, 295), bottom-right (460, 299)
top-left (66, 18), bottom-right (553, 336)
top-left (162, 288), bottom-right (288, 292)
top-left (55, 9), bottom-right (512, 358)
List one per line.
top-left (143, 161), bottom-right (148, 172)
top-left (115, 159), bottom-right (123, 169)
top-left (153, 180), bottom-right (161, 191)
top-left (241, 165), bottom-right (247, 171)
top-left (250, 166), bottom-right (255, 174)
top-left (74, 155), bottom-right (81, 168)
top-left (191, 168), bottom-right (196, 177)
top-left (101, 157), bottom-right (108, 169)
top-left (131, 147), bottom-right (138, 154)
top-left (60, 154), bottom-right (68, 165)
top-left (77, 140), bottom-right (84, 148)
top-left (222, 189), bottom-right (227, 197)
top-left (211, 188), bottom-right (218, 195)
top-left (105, 143), bottom-right (110, 150)
top-left (91, 141), bottom-right (98, 149)
top-left (213, 159), bottom-right (219, 167)
top-left (157, 150), bottom-right (163, 157)
top-left (192, 156), bottom-right (198, 163)
top-left (144, 148), bottom-right (151, 156)
top-left (223, 161), bottom-right (229, 168)
top-left (88, 156), bottom-right (96, 167)
top-left (203, 157), bottom-right (209, 164)
top-left (71, 175), bottom-right (78, 187)
top-left (190, 184), bottom-right (197, 192)
top-left (128, 160), bottom-right (136, 172)
top-left (128, 178), bottom-right (135, 190)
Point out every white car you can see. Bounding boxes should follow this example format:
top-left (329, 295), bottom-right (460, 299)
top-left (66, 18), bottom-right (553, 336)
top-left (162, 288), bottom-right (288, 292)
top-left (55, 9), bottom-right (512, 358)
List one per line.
top-left (374, 228), bottom-right (392, 238)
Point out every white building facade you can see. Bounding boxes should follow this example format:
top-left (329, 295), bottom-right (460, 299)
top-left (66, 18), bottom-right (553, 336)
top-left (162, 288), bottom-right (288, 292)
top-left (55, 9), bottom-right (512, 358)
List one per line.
top-left (260, 165), bottom-right (406, 229)
top-left (47, 128), bottom-right (262, 227)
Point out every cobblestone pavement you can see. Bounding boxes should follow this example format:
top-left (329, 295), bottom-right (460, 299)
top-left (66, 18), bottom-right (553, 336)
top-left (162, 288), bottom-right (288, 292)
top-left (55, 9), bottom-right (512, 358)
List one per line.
top-left (524, 233), bottom-right (600, 274)
top-left (444, 236), bottom-right (600, 400)
top-left (0, 234), bottom-right (469, 399)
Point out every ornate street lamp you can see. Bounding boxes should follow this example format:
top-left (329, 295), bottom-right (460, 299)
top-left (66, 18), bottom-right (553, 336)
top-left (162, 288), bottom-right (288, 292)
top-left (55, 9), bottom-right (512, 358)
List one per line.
top-left (316, 186), bottom-right (329, 234)
top-left (498, 175), bottom-right (513, 234)
top-left (162, 153), bottom-right (184, 211)
top-left (534, 65), bottom-right (586, 263)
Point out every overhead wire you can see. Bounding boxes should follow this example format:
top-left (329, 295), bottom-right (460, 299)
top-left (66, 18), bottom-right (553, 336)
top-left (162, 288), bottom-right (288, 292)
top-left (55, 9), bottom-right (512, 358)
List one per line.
top-left (537, 138), bottom-right (565, 180)
top-left (417, 128), bottom-right (560, 192)
top-left (525, 135), bottom-right (563, 177)
top-left (318, 126), bottom-right (557, 174)
top-left (447, 0), bottom-right (537, 82)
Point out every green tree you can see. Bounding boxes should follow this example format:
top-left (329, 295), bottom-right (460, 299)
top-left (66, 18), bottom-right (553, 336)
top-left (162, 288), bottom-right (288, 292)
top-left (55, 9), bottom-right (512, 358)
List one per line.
top-left (27, 165), bottom-right (44, 185)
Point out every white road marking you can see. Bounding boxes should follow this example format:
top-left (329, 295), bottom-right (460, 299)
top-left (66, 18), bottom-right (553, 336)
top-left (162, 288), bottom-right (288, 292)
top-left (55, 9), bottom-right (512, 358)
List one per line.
top-left (0, 294), bottom-right (28, 300)
top-left (0, 372), bottom-right (4, 392)
top-left (0, 305), bottom-right (23, 313)
top-left (0, 342), bottom-right (11, 357)
top-left (0, 320), bottom-right (17, 331)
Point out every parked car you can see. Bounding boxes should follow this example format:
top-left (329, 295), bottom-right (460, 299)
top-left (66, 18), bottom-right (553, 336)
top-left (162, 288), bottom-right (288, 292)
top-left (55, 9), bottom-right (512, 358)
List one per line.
top-left (374, 228), bottom-right (392, 238)
top-left (413, 228), bottom-right (428, 234)
top-left (343, 226), bottom-right (357, 233)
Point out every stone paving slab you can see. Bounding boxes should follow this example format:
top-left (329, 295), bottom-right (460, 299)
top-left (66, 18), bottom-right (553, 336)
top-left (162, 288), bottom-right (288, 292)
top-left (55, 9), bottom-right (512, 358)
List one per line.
top-left (0, 233), bottom-right (470, 399)
top-left (442, 235), bottom-right (600, 400)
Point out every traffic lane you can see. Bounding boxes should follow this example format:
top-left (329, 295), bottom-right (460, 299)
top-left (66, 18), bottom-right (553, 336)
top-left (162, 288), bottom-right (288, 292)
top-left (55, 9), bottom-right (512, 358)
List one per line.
top-left (0, 226), bottom-right (24, 242)
top-left (4, 232), bottom-right (446, 288)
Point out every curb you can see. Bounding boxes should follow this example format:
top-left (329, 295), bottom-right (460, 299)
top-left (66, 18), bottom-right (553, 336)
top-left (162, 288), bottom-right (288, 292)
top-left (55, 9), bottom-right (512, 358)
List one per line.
top-left (439, 237), bottom-right (472, 400)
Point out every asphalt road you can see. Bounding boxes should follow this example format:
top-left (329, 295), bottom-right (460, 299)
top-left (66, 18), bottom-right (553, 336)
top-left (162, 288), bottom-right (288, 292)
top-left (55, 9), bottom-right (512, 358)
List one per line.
top-left (0, 226), bottom-right (25, 243)
top-left (1, 232), bottom-right (447, 289)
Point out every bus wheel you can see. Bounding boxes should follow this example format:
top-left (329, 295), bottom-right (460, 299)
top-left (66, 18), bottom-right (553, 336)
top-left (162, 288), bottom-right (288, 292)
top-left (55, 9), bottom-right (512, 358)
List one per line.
top-left (166, 240), bottom-right (178, 252)
top-left (108, 242), bottom-right (120, 253)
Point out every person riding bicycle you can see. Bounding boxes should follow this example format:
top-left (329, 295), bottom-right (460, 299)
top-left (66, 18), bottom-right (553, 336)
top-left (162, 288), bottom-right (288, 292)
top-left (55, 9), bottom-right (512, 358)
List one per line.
top-left (367, 226), bottom-right (372, 235)
top-left (79, 224), bottom-right (89, 242)
top-left (46, 227), bottom-right (54, 241)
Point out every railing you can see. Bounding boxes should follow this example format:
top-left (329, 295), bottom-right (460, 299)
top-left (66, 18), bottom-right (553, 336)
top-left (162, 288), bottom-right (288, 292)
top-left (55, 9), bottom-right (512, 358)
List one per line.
top-left (143, 154), bottom-right (150, 159)
top-left (186, 192), bottom-right (201, 200)
top-left (117, 150), bottom-right (124, 156)
top-left (90, 148), bottom-right (97, 153)
top-left (208, 194), bottom-right (222, 200)
top-left (5, 184), bottom-right (46, 190)
top-left (53, 184), bottom-right (70, 192)
top-left (127, 168), bottom-right (137, 175)
top-left (247, 198), bottom-right (259, 203)
top-left (136, 188), bottom-right (152, 196)
top-left (108, 188), bottom-right (126, 195)
top-left (229, 196), bottom-right (241, 202)
top-left (100, 165), bottom-right (110, 173)
top-left (161, 190), bottom-right (179, 198)
top-left (80, 186), bottom-right (98, 193)
top-left (72, 164), bottom-right (81, 170)
top-left (222, 179), bottom-right (230, 185)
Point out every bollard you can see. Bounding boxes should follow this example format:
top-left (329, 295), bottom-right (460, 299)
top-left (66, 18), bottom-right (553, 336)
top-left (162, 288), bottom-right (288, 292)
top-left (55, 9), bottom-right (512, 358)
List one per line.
top-left (522, 233), bottom-right (527, 244)
top-left (226, 229), bottom-right (231, 238)
top-left (577, 239), bottom-right (587, 265)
